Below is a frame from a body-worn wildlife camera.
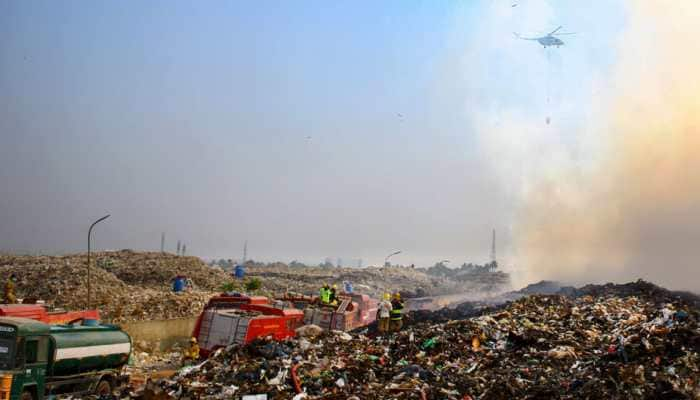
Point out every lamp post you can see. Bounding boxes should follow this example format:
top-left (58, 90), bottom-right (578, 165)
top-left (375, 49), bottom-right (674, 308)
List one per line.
top-left (87, 214), bottom-right (110, 309)
top-left (384, 250), bottom-right (402, 267)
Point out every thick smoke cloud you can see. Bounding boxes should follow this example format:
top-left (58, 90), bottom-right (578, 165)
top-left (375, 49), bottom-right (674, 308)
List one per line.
top-left (516, 3), bottom-right (700, 290)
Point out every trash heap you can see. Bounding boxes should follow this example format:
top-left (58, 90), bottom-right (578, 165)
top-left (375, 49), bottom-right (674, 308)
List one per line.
top-left (0, 251), bottom-right (233, 322)
top-left (144, 286), bottom-right (699, 399)
top-left (245, 264), bottom-right (509, 300)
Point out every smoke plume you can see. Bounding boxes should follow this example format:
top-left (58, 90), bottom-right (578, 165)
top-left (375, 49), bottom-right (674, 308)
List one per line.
top-left (516, 3), bottom-right (700, 290)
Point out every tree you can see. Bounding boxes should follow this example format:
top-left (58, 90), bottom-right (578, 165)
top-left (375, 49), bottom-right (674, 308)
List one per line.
top-left (244, 278), bottom-right (262, 292)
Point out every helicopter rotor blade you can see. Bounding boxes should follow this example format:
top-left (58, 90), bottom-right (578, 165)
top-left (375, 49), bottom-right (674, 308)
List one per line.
top-left (554, 32), bottom-right (576, 35)
top-left (548, 26), bottom-right (563, 35)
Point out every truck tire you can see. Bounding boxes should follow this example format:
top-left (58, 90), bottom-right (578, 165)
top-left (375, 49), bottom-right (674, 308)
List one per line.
top-left (20, 390), bottom-right (34, 400)
top-left (96, 378), bottom-right (112, 396)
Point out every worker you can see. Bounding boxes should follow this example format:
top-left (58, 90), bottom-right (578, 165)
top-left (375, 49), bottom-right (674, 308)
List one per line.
top-left (390, 293), bottom-right (405, 332)
top-left (319, 283), bottom-right (330, 304)
top-left (377, 293), bottom-right (393, 335)
top-left (3, 274), bottom-right (17, 304)
top-left (329, 284), bottom-right (338, 305)
top-left (183, 337), bottom-right (200, 365)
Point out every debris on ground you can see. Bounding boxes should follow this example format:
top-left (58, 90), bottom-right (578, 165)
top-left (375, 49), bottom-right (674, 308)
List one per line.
top-left (136, 280), bottom-right (699, 399)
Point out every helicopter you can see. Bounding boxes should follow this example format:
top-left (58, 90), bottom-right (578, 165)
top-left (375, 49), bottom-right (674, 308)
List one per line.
top-left (514, 26), bottom-right (575, 48)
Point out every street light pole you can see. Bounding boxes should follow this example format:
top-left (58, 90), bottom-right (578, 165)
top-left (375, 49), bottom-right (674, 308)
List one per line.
top-left (384, 250), bottom-right (402, 266)
top-left (87, 214), bottom-right (110, 310)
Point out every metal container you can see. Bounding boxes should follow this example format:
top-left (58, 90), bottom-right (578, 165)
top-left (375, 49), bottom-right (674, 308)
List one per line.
top-left (50, 324), bottom-right (131, 376)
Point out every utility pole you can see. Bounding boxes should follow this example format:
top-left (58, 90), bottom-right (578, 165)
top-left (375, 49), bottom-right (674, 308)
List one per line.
top-left (182, 243), bottom-right (187, 256)
top-left (242, 240), bottom-right (247, 264)
top-left (177, 240), bottom-right (181, 256)
top-left (160, 232), bottom-right (165, 254)
top-left (490, 228), bottom-right (496, 264)
top-left (384, 250), bottom-right (401, 267)
top-left (87, 214), bottom-right (110, 310)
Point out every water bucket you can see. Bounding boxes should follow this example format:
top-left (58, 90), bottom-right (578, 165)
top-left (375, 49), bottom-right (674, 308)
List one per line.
top-left (173, 277), bottom-right (186, 292)
top-left (234, 265), bottom-right (245, 279)
top-left (344, 281), bottom-right (353, 293)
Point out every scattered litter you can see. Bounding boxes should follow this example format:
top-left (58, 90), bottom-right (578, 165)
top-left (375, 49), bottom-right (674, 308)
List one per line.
top-left (135, 280), bottom-right (699, 399)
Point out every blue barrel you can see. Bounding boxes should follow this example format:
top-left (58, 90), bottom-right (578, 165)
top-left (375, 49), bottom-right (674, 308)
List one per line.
top-left (173, 277), bottom-right (186, 292)
top-left (234, 265), bottom-right (245, 279)
top-left (344, 281), bottom-right (353, 293)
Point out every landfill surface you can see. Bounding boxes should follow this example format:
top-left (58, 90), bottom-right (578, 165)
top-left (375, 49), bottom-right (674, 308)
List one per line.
top-left (244, 264), bottom-right (509, 300)
top-left (125, 280), bottom-right (699, 400)
top-left (0, 251), bottom-right (510, 322)
top-left (0, 250), bottom-right (233, 322)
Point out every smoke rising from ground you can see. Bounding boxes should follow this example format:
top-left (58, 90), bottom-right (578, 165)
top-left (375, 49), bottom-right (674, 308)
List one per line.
top-left (516, 3), bottom-right (700, 291)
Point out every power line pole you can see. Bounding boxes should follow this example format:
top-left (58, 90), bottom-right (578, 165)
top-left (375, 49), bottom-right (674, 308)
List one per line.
top-left (490, 228), bottom-right (496, 264)
top-left (242, 240), bottom-right (247, 264)
top-left (87, 214), bottom-right (110, 310)
top-left (160, 232), bottom-right (165, 254)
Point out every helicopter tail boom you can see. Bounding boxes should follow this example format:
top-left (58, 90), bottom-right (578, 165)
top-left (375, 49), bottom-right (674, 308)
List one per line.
top-left (513, 32), bottom-right (538, 40)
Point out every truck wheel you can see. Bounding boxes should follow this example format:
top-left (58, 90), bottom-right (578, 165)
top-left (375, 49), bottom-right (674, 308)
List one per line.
top-left (96, 378), bottom-right (112, 395)
top-left (20, 390), bottom-right (34, 400)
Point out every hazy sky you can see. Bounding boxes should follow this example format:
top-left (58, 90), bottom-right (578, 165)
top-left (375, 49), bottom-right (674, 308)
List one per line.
top-left (1, 1), bottom-right (625, 268)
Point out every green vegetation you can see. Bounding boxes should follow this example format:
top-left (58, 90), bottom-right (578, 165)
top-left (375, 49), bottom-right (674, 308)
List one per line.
top-left (219, 281), bottom-right (238, 292)
top-left (244, 277), bottom-right (262, 292)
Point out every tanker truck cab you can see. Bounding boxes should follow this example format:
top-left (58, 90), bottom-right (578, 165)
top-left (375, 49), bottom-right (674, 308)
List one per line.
top-left (0, 317), bottom-right (131, 400)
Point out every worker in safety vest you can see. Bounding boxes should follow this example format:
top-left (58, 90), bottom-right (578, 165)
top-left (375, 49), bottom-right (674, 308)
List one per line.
top-left (390, 292), bottom-right (404, 332)
top-left (3, 274), bottom-right (17, 304)
top-left (377, 293), bottom-right (393, 335)
top-left (183, 337), bottom-right (200, 365)
top-left (329, 284), bottom-right (338, 305)
top-left (319, 284), bottom-right (330, 304)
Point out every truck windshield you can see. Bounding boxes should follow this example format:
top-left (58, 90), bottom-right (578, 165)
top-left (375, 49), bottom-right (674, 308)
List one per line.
top-left (0, 338), bottom-right (15, 369)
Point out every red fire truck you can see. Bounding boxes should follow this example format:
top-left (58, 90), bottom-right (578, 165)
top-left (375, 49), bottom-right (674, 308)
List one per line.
top-left (192, 293), bottom-right (304, 357)
top-left (281, 292), bottom-right (378, 331)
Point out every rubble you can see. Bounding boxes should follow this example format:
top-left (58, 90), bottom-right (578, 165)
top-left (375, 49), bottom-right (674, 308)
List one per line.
top-left (139, 280), bottom-right (699, 399)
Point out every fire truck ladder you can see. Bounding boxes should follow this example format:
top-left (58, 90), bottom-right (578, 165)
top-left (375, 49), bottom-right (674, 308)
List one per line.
top-left (198, 309), bottom-right (216, 348)
top-left (329, 297), bottom-right (352, 331)
top-left (336, 297), bottom-right (351, 313)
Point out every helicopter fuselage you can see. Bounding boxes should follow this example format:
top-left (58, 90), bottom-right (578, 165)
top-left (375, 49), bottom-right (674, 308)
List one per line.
top-left (538, 35), bottom-right (564, 47)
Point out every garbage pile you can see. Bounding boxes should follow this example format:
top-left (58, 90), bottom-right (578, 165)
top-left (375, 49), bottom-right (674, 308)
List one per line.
top-left (93, 250), bottom-right (229, 290)
top-left (141, 282), bottom-right (699, 399)
top-left (0, 251), bottom-right (232, 322)
top-left (245, 264), bottom-right (509, 300)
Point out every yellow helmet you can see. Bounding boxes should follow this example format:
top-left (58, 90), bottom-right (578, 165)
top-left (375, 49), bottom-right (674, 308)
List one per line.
top-left (383, 293), bottom-right (391, 300)
top-left (393, 293), bottom-right (401, 300)
top-left (332, 284), bottom-right (337, 289)
top-left (190, 337), bottom-right (198, 343)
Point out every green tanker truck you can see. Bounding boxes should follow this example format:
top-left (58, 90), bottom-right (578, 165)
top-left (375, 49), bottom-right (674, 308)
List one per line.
top-left (0, 317), bottom-right (131, 400)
